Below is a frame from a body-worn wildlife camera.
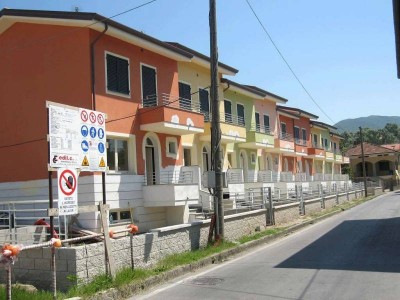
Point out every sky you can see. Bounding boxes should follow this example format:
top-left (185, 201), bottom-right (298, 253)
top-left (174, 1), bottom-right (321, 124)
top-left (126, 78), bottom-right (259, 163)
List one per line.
top-left (1, 0), bottom-right (399, 126)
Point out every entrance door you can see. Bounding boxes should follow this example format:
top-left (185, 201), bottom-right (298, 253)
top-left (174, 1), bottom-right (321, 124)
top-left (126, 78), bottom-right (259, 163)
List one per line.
top-left (145, 138), bottom-right (156, 185)
top-left (183, 148), bottom-right (191, 166)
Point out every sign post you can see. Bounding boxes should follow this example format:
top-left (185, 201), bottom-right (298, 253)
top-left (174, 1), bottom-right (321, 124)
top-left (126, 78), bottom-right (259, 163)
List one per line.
top-left (57, 168), bottom-right (78, 215)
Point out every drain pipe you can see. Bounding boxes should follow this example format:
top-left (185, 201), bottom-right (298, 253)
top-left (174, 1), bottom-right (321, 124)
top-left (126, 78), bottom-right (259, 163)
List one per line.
top-left (91, 22), bottom-right (108, 111)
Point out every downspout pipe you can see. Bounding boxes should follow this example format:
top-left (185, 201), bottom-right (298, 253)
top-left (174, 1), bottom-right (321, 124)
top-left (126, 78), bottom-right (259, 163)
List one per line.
top-left (91, 22), bottom-right (108, 111)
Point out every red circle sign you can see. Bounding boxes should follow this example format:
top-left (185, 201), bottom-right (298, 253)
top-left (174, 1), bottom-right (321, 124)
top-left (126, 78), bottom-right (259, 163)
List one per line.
top-left (59, 169), bottom-right (77, 196)
top-left (97, 113), bottom-right (104, 125)
top-left (81, 110), bottom-right (88, 122)
top-left (89, 112), bottom-right (96, 123)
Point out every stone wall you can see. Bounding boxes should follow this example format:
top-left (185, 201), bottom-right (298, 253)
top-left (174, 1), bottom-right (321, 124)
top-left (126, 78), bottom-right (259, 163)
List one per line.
top-left (1, 188), bottom-right (375, 291)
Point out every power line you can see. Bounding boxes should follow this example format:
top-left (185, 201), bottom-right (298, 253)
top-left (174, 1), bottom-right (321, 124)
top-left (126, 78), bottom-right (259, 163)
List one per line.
top-left (0, 87), bottom-right (210, 149)
top-left (0, 0), bottom-right (158, 55)
top-left (245, 0), bottom-right (343, 130)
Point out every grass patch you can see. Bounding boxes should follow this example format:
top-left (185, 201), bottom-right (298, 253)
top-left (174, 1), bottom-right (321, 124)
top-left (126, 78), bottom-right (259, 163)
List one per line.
top-left (238, 227), bottom-right (287, 244)
top-left (0, 194), bottom-right (377, 299)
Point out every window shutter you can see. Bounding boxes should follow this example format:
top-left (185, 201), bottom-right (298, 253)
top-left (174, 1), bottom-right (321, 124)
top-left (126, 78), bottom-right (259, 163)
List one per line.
top-left (106, 54), bottom-right (130, 95)
top-left (117, 59), bottom-right (129, 95)
top-left (106, 54), bottom-right (118, 92)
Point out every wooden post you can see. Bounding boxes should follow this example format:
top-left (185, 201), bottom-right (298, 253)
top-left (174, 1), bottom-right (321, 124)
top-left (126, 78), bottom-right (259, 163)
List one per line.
top-left (99, 202), bottom-right (116, 278)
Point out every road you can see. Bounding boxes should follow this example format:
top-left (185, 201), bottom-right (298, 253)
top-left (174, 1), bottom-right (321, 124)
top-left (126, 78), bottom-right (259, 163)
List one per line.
top-left (135, 191), bottom-right (400, 300)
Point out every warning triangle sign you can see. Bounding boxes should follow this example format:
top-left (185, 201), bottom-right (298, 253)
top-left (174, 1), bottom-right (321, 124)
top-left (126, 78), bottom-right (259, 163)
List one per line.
top-left (82, 156), bottom-right (89, 167)
top-left (99, 157), bottom-right (106, 168)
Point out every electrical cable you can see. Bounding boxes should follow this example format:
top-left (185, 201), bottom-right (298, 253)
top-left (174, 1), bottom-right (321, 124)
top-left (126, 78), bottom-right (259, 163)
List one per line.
top-left (0, 86), bottom-right (210, 149)
top-left (245, 0), bottom-right (344, 132)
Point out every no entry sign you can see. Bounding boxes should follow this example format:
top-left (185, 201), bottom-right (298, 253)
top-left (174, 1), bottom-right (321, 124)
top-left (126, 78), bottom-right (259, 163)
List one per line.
top-left (57, 168), bottom-right (78, 215)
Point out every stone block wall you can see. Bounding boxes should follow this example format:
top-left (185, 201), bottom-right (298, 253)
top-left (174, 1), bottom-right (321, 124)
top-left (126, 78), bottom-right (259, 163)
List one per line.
top-left (0, 188), bottom-right (375, 291)
top-left (274, 203), bottom-right (299, 225)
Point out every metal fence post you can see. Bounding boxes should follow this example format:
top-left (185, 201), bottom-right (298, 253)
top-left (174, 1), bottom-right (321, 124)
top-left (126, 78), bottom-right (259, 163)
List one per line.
top-left (345, 182), bottom-right (349, 201)
top-left (335, 183), bottom-right (339, 204)
top-left (299, 186), bottom-right (305, 215)
top-left (268, 187), bottom-right (275, 225)
top-left (320, 184), bottom-right (325, 209)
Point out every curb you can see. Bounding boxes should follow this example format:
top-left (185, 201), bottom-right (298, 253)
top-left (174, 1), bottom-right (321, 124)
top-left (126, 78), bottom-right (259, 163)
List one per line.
top-left (83, 194), bottom-right (380, 300)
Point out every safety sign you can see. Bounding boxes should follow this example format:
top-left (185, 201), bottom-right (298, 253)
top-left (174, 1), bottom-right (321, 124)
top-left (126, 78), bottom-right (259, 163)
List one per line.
top-left (79, 108), bottom-right (107, 172)
top-left (47, 102), bottom-right (107, 172)
top-left (57, 168), bottom-right (78, 215)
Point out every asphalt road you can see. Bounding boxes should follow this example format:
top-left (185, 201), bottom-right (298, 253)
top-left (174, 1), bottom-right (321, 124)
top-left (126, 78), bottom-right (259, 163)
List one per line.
top-left (135, 191), bottom-right (400, 300)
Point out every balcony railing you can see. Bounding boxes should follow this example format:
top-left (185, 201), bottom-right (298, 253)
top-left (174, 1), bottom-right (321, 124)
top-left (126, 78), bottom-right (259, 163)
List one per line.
top-left (258, 170), bottom-right (279, 182)
top-left (222, 113), bottom-right (245, 126)
top-left (280, 172), bottom-right (294, 182)
top-left (202, 112), bottom-right (245, 126)
top-left (250, 123), bottom-right (273, 135)
top-left (312, 142), bottom-right (326, 149)
top-left (140, 93), bottom-right (201, 113)
top-left (226, 168), bottom-right (244, 184)
top-left (278, 132), bottom-right (294, 142)
top-left (294, 138), bottom-right (308, 146)
top-left (145, 170), bottom-right (194, 185)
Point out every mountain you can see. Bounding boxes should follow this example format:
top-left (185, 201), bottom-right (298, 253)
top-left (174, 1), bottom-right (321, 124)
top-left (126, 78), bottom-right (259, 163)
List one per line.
top-left (334, 115), bottom-right (400, 132)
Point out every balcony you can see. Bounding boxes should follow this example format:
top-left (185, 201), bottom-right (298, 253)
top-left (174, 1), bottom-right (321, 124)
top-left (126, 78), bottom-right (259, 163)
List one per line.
top-left (294, 138), bottom-right (309, 156)
top-left (271, 132), bottom-right (295, 155)
top-left (307, 142), bottom-right (325, 159)
top-left (240, 124), bottom-right (274, 149)
top-left (343, 156), bottom-right (350, 164)
top-left (200, 112), bottom-right (246, 143)
top-left (143, 166), bottom-right (200, 207)
top-left (139, 94), bottom-right (204, 135)
top-left (334, 151), bottom-right (343, 163)
top-left (325, 148), bottom-right (334, 161)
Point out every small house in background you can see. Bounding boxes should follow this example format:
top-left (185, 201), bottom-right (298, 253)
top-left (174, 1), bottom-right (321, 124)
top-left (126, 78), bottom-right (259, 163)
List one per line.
top-left (345, 142), bottom-right (400, 185)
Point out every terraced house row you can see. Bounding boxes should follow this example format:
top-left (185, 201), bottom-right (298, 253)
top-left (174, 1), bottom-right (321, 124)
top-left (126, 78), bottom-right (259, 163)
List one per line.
top-left (0, 9), bottom-right (350, 233)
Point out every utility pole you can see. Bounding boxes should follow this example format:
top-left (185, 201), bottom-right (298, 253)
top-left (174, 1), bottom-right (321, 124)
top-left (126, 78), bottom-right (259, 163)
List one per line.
top-left (209, 0), bottom-right (224, 240)
top-left (359, 127), bottom-right (368, 197)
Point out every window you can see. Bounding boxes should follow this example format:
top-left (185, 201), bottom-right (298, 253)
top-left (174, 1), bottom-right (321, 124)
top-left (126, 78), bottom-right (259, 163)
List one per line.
top-left (199, 89), bottom-right (210, 121)
top-left (313, 134), bottom-right (318, 147)
top-left (109, 209), bottom-right (132, 225)
top-left (334, 142), bottom-right (337, 152)
top-left (224, 100), bottom-right (232, 123)
top-left (294, 127), bottom-right (300, 140)
top-left (237, 104), bottom-right (245, 126)
top-left (255, 112), bottom-right (260, 132)
top-left (263, 115), bottom-right (270, 133)
top-left (106, 53), bottom-right (130, 96)
top-left (179, 82), bottom-right (192, 110)
top-left (141, 65), bottom-right (157, 107)
top-left (281, 122), bottom-right (287, 138)
top-left (302, 129), bottom-right (307, 141)
top-left (166, 137), bottom-right (178, 158)
top-left (107, 138), bottom-right (128, 172)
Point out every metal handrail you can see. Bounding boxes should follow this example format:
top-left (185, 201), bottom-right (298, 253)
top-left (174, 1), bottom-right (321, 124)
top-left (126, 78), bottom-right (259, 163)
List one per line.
top-left (140, 93), bottom-right (202, 113)
top-left (278, 132), bottom-right (294, 142)
top-left (145, 170), bottom-right (194, 185)
top-left (249, 123), bottom-right (273, 135)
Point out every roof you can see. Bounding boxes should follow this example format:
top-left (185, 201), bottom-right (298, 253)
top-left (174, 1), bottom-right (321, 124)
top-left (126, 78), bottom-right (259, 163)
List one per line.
top-left (393, 0), bottom-right (400, 78)
top-left (382, 143), bottom-right (400, 151)
top-left (243, 85), bottom-right (288, 103)
top-left (276, 106), bottom-right (300, 119)
top-left (221, 78), bottom-right (265, 98)
top-left (276, 105), bottom-right (318, 120)
top-left (0, 8), bottom-right (193, 61)
top-left (310, 120), bottom-right (337, 131)
top-left (165, 42), bottom-right (238, 75)
top-left (345, 142), bottom-right (399, 157)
